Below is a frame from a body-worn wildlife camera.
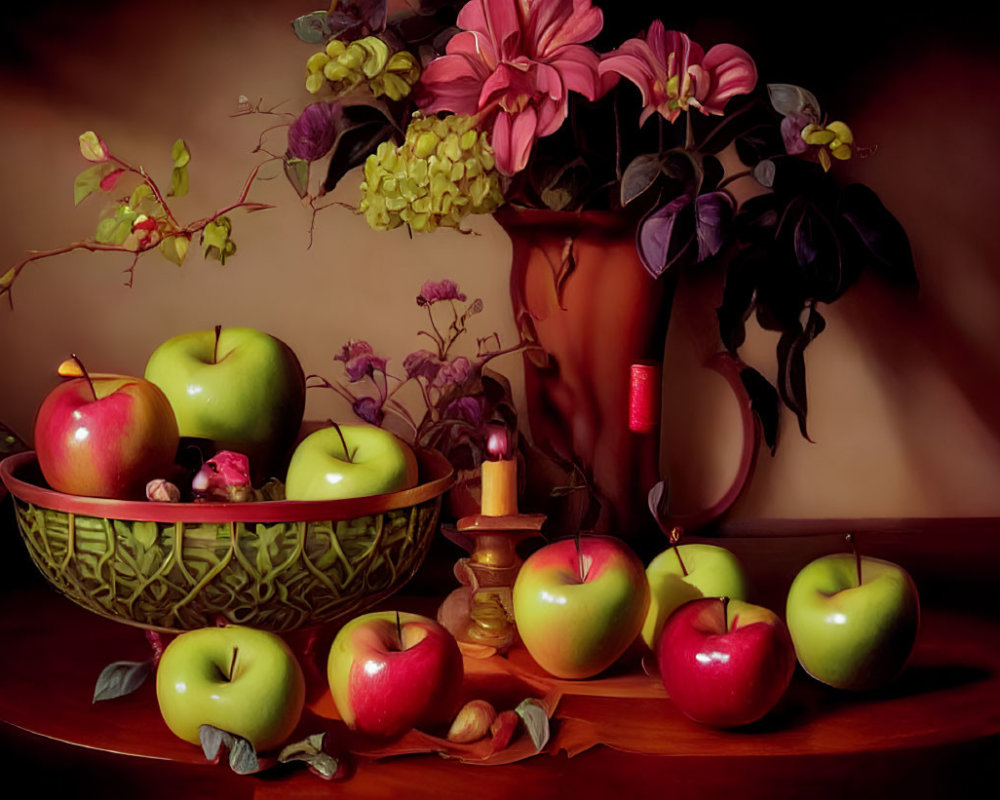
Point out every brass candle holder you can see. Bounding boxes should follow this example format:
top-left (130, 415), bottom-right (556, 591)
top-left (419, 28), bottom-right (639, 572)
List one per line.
top-left (439, 511), bottom-right (545, 658)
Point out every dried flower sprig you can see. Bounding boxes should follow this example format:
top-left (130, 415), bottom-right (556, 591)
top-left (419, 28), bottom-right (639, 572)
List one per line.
top-left (0, 131), bottom-right (272, 306)
top-left (307, 278), bottom-right (534, 472)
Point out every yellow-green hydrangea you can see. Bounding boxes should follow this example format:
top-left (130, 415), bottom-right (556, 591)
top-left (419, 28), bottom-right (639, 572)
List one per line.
top-left (305, 36), bottom-right (419, 100)
top-left (359, 114), bottom-right (505, 233)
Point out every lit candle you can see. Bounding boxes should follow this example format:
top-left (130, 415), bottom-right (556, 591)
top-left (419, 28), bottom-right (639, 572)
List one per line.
top-left (480, 428), bottom-right (517, 516)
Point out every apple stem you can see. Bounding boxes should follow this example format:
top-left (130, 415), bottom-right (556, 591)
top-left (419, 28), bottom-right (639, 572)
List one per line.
top-left (327, 419), bottom-right (355, 463)
top-left (213, 325), bottom-right (222, 364)
top-left (395, 611), bottom-right (402, 648)
top-left (846, 533), bottom-right (862, 586)
top-left (721, 596), bottom-right (730, 633)
top-left (574, 532), bottom-right (589, 582)
top-left (669, 527), bottom-right (688, 577)
top-left (71, 354), bottom-right (98, 402)
top-left (228, 646), bottom-right (239, 682)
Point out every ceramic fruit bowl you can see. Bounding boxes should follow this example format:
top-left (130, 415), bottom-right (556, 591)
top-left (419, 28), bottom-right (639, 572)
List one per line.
top-left (0, 449), bottom-right (453, 633)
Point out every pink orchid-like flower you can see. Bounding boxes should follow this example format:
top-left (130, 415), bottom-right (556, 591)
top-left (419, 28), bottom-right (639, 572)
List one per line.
top-left (416, 0), bottom-right (605, 175)
top-left (599, 21), bottom-right (757, 125)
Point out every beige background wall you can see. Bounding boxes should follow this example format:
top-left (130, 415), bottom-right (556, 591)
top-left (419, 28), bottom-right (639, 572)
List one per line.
top-left (2, 2), bottom-right (999, 521)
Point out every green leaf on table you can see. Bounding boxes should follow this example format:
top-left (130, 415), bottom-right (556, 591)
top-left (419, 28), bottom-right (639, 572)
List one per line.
top-left (514, 698), bottom-right (550, 752)
top-left (278, 733), bottom-right (341, 780)
top-left (200, 725), bottom-right (260, 775)
top-left (92, 659), bottom-right (153, 702)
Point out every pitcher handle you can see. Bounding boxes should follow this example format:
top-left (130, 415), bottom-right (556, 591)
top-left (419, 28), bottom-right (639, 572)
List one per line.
top-left (649, 351), bottom-right (762, 532)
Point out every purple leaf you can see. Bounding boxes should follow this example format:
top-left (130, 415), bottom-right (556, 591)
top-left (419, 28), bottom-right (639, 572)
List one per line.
top-left (780, 114), bottom-right (810, 156)
top-left (403, 349), bottom-right (441, 381)
top-left (444, 395), bottom-right (487, 425)
top-left (352, 396), bottom-right (384, 425)
top-left (288, 103), bottom-right (340, 162)
top-left (433, 356), bottom-right (472, 387)
top-left (357, 0), bottom-right (389, 32)
top-left (637, 195), bottom-right (694, 278)
top-left (694, 191), bottom-right (734, 262)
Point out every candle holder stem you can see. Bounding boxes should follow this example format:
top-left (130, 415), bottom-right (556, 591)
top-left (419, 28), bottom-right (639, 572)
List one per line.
top-left (438, 513), bottom-right (545, 658)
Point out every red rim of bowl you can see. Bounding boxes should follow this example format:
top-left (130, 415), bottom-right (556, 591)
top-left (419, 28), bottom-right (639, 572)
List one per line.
top-left (0, 450), bottom-right (455, 524)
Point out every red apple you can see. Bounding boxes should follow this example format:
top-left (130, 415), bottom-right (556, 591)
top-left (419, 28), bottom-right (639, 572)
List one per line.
top-left (33, 361), bottom-right (179, 499)
top-left (327, 611), bottom-right (464, 739)
top-left (512, 535), bottom-right (650, 679)
top-left (658, 597), bottom-right (795, 728)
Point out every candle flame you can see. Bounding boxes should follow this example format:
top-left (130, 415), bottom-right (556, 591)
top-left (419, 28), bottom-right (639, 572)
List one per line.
top-left (486, 427), bottom-right (508, 459)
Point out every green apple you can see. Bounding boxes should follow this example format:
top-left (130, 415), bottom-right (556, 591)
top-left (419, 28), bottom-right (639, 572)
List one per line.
top-left (641, 543), bottom-right (749, 651)
top-left (512, 535), bottom-right (650, 679)
top-left (786, 551), bottom-right (920, 691)
top-left (284, 423), bottom-right (419, 501)
top-left (155, 625), bottom-right (306, 752)
top-left (144, 326), bottom-right (305, 482)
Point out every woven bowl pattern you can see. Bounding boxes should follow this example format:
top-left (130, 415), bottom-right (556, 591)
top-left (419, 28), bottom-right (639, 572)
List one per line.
top-left (1, 450), bottom-right (453, 632)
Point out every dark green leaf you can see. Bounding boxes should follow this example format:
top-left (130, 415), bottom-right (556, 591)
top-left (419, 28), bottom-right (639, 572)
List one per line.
top-left (92, 659), bottom-right (152, 702)
top-left (776, 305), bottom-right (826, 441)
top-left (322, 104), bottom-right (397, 193)
top-left (620, 154), bottom-right (663, 206)
top-left (839, 183), bottom-right (918, 289)
top-left (536, 157), bottom-right (592, 212)
top-left (739, 367), bottom-right (779, 453)
top-left (716, 248), bottom-right (760, 352)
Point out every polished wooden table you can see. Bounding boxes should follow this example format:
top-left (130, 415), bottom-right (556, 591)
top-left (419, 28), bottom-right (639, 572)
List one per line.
top-left (1, 514), bottom-right (997, 799)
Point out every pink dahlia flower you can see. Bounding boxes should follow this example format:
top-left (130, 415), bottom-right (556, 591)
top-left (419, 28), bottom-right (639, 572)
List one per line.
top-left (599, 21), bottom-right (757, 125)
top-left (416, 0), bottom-right (605, 175)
